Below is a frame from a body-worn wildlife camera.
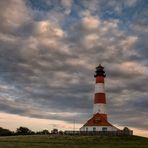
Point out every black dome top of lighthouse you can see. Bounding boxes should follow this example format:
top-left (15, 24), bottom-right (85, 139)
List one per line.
top-left (94, 64), bottom-right (106, 77)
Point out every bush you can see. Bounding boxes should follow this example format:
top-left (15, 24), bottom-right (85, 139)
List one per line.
top-left (36, 129), bottom-right (50, 135)
top-left (0, 127), bottom-right (13, 136)
top-left (51, 129), bottom-right (58, 134)
top-left (16, 127), bottom-right (34, 135)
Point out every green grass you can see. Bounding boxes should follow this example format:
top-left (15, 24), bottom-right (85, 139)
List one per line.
top-left (0, 135), bottom-right (148, 148)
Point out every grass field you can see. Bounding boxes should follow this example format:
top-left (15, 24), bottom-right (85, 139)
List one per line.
top-left (0, 135), bottom-right (148, 148)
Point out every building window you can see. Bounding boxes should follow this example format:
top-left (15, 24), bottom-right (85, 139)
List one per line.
top-left (86, 127), bottom-right (88, 131)
top-left (93, 127), bottom-right (96, 132)
top-left (102, 127), bottom-right (107, 131)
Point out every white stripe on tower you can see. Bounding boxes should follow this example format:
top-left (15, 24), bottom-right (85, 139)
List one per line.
top-left (93, 64), bottom-right (107, 121)
top-left (95, 83), bottom-right (105, 94)
top-left (93, 104), bottom-right (106, 114)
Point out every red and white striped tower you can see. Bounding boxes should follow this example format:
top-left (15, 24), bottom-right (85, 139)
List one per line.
top-left (80, 65), bottom-right (121, 132)
top-left (93, 64), bottom-right (107, 120)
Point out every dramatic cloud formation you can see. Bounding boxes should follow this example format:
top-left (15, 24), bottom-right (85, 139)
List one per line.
top-left (0, 0), bottom-right (147, 135)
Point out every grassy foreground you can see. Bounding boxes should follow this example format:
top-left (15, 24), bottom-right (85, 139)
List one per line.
top-left (0, 135), bottom-right (148, 148)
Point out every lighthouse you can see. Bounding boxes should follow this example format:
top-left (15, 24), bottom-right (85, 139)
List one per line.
top-left (93, 64), bottom-right (107, 119)
top-left (80, 64), bottom-right (118, 132)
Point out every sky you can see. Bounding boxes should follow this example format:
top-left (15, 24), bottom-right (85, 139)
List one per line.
top-left (0, 0), bottom-right (148, 137)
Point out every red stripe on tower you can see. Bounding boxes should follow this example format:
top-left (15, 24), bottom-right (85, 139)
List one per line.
top-left (96, 76), bottom-right (104, 83)
top-left (93, 64), bottom-right (107, 120)
top-left (94, 93), bottom-right (106, 103)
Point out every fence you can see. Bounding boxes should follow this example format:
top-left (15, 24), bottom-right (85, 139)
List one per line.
top-left (64, 130), bottom-right (133, 136)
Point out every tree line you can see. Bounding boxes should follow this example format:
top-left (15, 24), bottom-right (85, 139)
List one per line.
top-left (0, 127), bottom-right (60, 136)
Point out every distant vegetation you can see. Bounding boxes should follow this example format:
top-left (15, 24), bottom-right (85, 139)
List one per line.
top-left (0, 126), bottom-right (78, 136)
top-left (0, 127), bottom-right (14, 136)
top-left (0, 127), bottom-right (148, 148)
top-left (0, 127), bottom-right (53, 136)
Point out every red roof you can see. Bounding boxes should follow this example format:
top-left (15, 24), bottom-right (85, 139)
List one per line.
top-left (83, 113), bottom-right (114, 126)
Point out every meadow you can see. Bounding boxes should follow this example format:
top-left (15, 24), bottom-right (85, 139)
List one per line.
top-left (0, 135), bottom-right (148, 148)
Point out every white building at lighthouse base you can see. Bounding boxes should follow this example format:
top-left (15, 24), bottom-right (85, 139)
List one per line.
top-left (80, 113), bottom-right (118, 132)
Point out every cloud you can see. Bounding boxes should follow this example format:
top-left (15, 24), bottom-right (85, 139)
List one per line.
top-left (130, 5), bottom-right (148, 60)
top-left (61, 0), bottom-right (73, 14)
top-left (0, 0), bottom-right (30, 34)
top-left (0, 0), bottom-right (147, 133)
top-left (76, 0), bottom-right (139, 16)
top-left (82, 15), bottom-right (100, 30)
